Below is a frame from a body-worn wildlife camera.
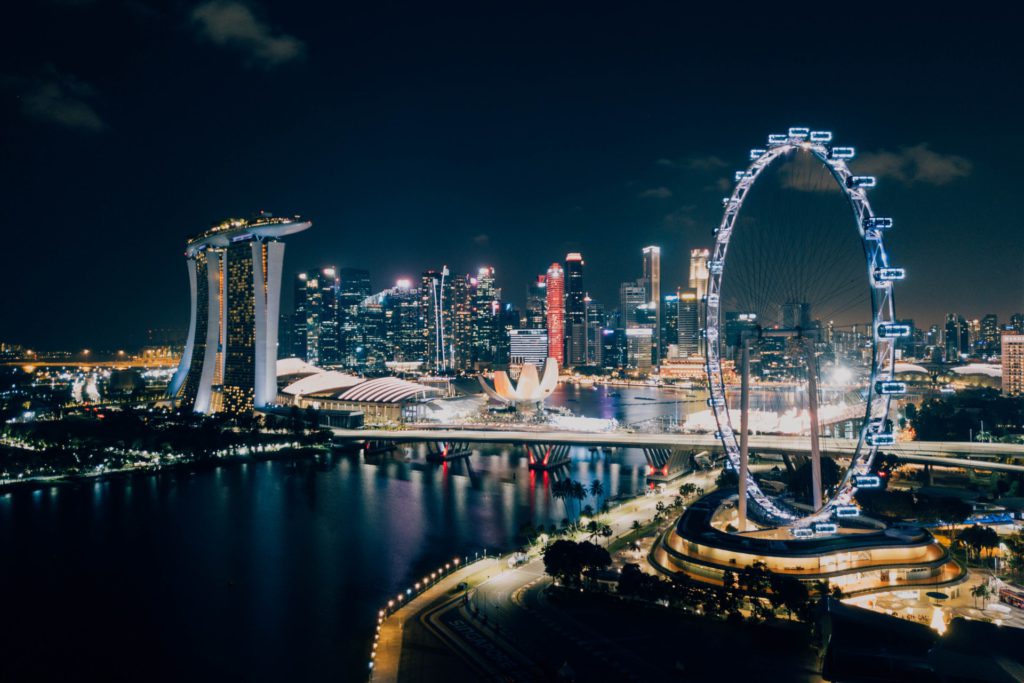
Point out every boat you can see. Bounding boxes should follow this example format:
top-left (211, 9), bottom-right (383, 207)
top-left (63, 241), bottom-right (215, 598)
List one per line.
top-left (635, 396), bottom-right (656, 401)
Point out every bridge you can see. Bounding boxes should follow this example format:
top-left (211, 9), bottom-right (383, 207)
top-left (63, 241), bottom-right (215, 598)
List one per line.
top-left (329, 427), bottom-right (1024, 473)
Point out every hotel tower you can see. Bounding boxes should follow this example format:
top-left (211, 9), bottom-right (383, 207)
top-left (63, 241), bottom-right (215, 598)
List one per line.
top-left (168, 212), bottom-right (312, 414)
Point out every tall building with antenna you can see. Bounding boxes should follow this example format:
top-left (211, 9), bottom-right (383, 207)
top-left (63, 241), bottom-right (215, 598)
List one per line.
top-left (642, 246), bottom-right (661, 363)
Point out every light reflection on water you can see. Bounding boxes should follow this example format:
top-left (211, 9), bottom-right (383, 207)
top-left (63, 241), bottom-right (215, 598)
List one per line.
top-left (0, 385), bottom-right (701, 681)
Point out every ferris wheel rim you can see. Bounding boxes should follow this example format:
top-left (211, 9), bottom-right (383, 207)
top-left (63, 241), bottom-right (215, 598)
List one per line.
top-left (703, 129), bottom-right (899, 527)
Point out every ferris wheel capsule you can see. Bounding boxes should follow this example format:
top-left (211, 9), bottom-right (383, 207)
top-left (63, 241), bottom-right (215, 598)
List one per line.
top-left (809, 130), bottom-right (833, 143)
top-left (847, 176), bottom-right (877, 189)
top-left (830, 147), bottom-right (856, 159)
top-left (864, 217), bottom-right (893, 230)
top-left (750, 148), bottom-right (767, 160)
top-left (768, 134), bottom-right (788, 145)
top-left (787, 127), bottom-right (810, 140)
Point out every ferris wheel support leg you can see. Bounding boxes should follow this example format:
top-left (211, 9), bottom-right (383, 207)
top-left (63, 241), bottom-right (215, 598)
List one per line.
top-left (805, 339), bottom-right (823, 511)
top-left (739, 339), bottom-right (750, 532)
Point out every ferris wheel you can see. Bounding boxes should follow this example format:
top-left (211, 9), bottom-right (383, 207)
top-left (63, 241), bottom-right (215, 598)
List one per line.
top-left (704, 127), bottom-right (908, 526)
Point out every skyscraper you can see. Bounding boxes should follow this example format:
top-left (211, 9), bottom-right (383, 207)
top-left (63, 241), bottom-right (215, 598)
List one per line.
top-left (338, 267), bottom-right (370, 367)
top-left (677, 289), bottom-right (701, 357)
top-left (509, 329), bottom-right (548, 371)
top-left (1002, 334), bottom-right (1024, 396)
top-left (642, 246), bottom-right (661, 364)
top-left (421, 268), bottom-right (451, 372)
top-left (688, 248), bottom-right (710, 356)
top-left (688, 248), bottom-right (710, 300)
top-left (292, 267), bottom-right (340, 367)
top-left (619, 280), bottom-right (646, 327)
top-left (526, 275), bottom-right (547, 329)
top-left (564, 253), bottom-right (586, 366)
top-left (470, 266), bottom-right (501, 366)
top-left (169, 212), bottom-right (311, 414)
top-left (545, 262), bottom-right (565, 366)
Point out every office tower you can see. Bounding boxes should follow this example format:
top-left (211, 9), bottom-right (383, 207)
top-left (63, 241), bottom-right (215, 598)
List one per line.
top-left (449, 274), bottom-right (473, 372)
top-left (642, 246), bottom-right (662, 364)
top-left (981, 314), bottom-right (999, 355)
top-left (677, 289), bottom-right (701, 357)
top-left (688, 248), bottom-right (710, 356)
top-left (169, 212), bottom-right (310, 414)
top-left (338, 268), bottom-right (370, 367)
top-left (526, 275), bottom-right (547, 329)
top-left (1003, 334), bottom-right (1024, 396)
top-left (661, 293), bottom-right (679, 358)
top-left (625, 328), bottom-right (653, 370)
top-left (723, 311), bottom-right (757, 358)
top-left (781, 301), bottom-right (811, 330)
top-left (564, 253), bottom-right (586, 365)
top-left (358, 294), bottom-right (388, 369)
top-left (388, 280), bottom-right (423, 363)
top-left (619, 280), bottom-right (646, 327)
top-left (291, 272), bottom-right (311, 361)
top-left (584, 296), bottom-right (604, 366)
top-left (291, 267), bottom-right (340, 366)
top-left (421, 268), bottom-right (451, 372)
top-left (509, 329), bottom-right (548, 371)
top-left (1012, 314), bottom-right (1024, 334)
top-left (688, 248), bottom-right (710, 299)
top-left (495, 304), bottom-right (520, 366)
top-left (944, 313), bottom-right (961, 362)
top-left (470, 267), bottom-right (501, 366)
top-left (545, 262), bottom-right (565, 365)
top-left (601, 328), bottom-right (626, 369)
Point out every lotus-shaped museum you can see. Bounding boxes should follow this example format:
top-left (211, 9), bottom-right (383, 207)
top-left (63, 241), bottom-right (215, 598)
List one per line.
top-left (479, 358), bottom-right (559, 410)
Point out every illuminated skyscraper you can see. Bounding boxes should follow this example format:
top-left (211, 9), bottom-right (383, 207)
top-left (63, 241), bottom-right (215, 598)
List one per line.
top-left (1002, 334), bottom-right (1024, 396)
top-left (564, 253), bottom-right (586, 365)
top-left (688, 248), bottom-right (710, 355)
top-left (169, 212), bottom-right (311, 414)
top-left (677, 289), bottom-right (701, 357)
top-left (688, 248), bottom-right (710, 300)
top-left (292, 266), bottom-right (340, 366)
top-left (526, 275), bottom-right (547, 329)
top-left (642, 246), bottom-right (661, 363)
top-left (338, 268), bottom-right (371, 366)
top-left (545, 262), bottom-right (565, 366)
top-left (421, 267), bottom-right (451, 372)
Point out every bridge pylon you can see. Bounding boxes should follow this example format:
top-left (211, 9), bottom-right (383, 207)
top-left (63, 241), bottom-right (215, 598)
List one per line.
top-left (425, 441), bottom-right (473, 462)
top-left (643, 446), bottom-right (694, 483)
top-left (525, 443), bottom-right (571, 470)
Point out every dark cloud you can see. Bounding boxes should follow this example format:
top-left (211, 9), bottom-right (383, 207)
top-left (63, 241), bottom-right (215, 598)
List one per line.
top-left (855, 144), bottom-right (972, 186)
top-left (191, 1), bottom-right (305, 67)
top-left (662, 205), bottom-right (698, 229)
top-left (657, 155), bottom-right (729, 172)
top-left (639, 186), bottom-right (672, 199)
top-left (472, 233), bottom-right (490, 245)
top-left (19, 69), bottom-right (104, 132)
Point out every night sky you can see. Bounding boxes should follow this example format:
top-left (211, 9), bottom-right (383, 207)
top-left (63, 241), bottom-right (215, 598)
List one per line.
top-left (2, 2), bottom-right (1022, 349)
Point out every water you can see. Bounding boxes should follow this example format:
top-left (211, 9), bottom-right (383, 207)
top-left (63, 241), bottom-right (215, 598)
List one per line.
top-left (0, 385), bottom-right (687, 682)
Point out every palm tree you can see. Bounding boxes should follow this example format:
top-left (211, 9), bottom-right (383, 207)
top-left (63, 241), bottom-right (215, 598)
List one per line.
top-left (971, 583), bottom-right (991, 608)
top-left (588, 480), bottom-right (605, 508)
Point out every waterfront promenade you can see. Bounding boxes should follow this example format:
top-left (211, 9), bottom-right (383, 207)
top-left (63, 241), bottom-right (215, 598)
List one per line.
top-left (371, 468), bottom-right (719, 682)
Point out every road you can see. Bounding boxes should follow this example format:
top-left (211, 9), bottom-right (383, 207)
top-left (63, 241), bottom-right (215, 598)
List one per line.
top-left (374, 468), bottom-right (720, 682)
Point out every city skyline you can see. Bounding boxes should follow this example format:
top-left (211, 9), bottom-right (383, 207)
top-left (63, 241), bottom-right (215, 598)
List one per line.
top-left (3, 4), bottom-right (1023, 348)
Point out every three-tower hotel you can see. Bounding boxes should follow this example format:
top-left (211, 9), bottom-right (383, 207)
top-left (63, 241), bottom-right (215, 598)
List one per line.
top-left (169, 212), bottom-right (312, 414)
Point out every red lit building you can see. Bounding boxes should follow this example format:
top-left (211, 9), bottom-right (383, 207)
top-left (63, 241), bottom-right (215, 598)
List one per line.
top-left (545, 263), bottom-right (565, 365)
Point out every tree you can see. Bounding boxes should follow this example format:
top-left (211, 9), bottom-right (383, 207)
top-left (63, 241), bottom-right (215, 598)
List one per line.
top-left (588, 479), bottom-right (605, 506)
top-left (856, 489), bottom-right (917, 520)
top-left (788, 457), bottom-right (841, 505)
top-left (970, 583), bottom-right (991, 608)
top-left (543, 540), bottom-right (584, 586)
top-left (543, 540), bottom-right (611, 587)
top-left (958, 525), bottom-right (1000, 563)
top-left (1005, 529), bottom-right (1024, 577)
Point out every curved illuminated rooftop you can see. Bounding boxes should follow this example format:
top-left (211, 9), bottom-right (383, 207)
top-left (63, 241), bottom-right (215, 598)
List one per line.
top-left (186, 212), bottom-right (312, 256)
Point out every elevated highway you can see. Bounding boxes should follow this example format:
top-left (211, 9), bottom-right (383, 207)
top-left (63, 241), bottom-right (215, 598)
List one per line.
top-left (330, 427), bottom-right (1024, 473)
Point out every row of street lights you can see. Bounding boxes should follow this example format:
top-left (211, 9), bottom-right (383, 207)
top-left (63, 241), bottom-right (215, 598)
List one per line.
top-left (368, 550), bottom-right (490, 678)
